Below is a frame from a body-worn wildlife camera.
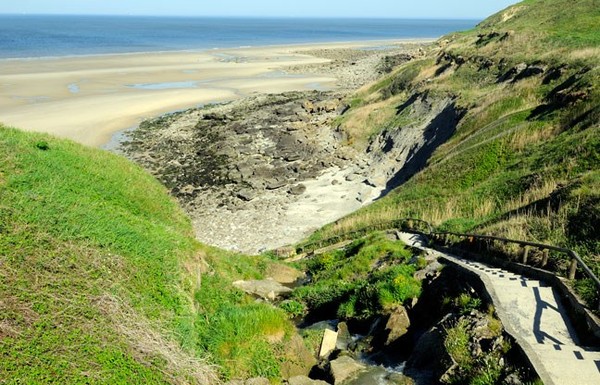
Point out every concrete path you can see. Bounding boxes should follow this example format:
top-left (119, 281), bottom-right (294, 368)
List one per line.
top-left (398, 233), bottom-right (600, 385)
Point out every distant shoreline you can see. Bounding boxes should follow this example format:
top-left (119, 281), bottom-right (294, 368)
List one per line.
top-left (0, 38), bottom-right (436, 62)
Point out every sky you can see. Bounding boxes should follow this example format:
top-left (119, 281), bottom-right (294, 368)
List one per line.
top-left (0, 1), bottom-right (520, 19)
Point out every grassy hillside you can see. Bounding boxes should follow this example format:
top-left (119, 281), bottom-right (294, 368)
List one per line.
top-left (311, 0), bottom-right (599, 269)
top-left (0, 126), bottom-right (297, 384)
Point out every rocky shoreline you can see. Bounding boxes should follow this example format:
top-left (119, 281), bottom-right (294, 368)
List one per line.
top-left (119, 43), bottom-right (427, 253)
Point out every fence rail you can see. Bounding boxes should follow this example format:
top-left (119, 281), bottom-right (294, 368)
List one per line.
top-left (295, 218), bottom-right (432, 253)
top-left (296, 218), bottom-right (600, 311)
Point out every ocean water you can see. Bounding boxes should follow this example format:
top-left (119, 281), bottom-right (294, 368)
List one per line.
top-left (0, 15), bottom-right (478, 59)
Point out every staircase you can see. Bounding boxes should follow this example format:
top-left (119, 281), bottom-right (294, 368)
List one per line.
top-left (398, 232), bottom-right (600, 385)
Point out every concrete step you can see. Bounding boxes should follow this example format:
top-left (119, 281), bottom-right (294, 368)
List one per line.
top-left (526, 343), bottom-right (600, 385)
top-left (455, 259), bottom-right (549, 287)
top-left (492, 278), bottom-right (550, 288)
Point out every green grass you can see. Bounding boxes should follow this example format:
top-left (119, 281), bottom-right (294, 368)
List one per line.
top-left (293, 233), bottom-right (420, 321)
top-left (443, 312), bottom-right (517, 385)
top-left (448, 0), bottom-right (600, 67)
top-left (0, 126), bottom-right (297, 383)
top-left (445, 319), bottom-right (473, 371)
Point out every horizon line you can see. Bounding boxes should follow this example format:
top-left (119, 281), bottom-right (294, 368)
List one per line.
top-left (0, 13), bottom-right (484, 21)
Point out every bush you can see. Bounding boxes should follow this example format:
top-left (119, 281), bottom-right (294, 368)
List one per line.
top-left (380, 64), bottom-right (422, 99)
top-left (470, 355), bottom-right (503, 385)
top-left (456, 293), bottom-right (483, 314)
top-left (35, 140), bottom-right (50, 150)
top-left (279, 300), bottom-right (306, 318)
top-left (293, 281), bottom-right (358, 310)
top-left (374, 266), bottom-right (421, 309)
top-left (444, 319), bottom-right (473, 370)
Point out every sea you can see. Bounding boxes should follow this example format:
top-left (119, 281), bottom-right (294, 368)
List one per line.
top-left (0, 15), bottom-right (479, 59)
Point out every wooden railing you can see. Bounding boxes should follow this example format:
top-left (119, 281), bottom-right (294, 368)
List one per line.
top-left (296, 218), bottom-right (600, 311)
top-left (295, 218), bottom-right (432, 253)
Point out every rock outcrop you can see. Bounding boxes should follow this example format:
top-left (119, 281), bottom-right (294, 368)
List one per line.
top-left (382, 306), bottom-right (411, 345)
top-left (232, 279), bottom-right (292, 301)
top-left (122, 91), bottom-right (381, 253)
top-left (329, 356), bottom-right (366, 384)
top-left (366, 94), bottom-right (465, 193)
top-left (288, 376), bottom-right (330, 385)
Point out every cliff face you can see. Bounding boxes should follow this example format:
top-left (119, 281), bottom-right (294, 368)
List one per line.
top-left (317, 0), bottom-right (599, 267)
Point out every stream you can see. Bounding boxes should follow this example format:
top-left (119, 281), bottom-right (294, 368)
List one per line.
top-left (300, 319), bottom-right (410, 385)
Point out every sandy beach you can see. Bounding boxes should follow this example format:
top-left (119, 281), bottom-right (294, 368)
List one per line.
top-left (1, 38), bottom-right (431, 252)
top-left (0, 40), bottom-right (426, 147)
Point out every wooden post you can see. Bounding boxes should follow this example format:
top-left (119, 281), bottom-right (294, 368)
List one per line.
top-left (522, 246), bottom-right (529, 264)
top-left (541, 249), bottom-right (549, 268)
top-left (568, 258), bottom-right (577, 280)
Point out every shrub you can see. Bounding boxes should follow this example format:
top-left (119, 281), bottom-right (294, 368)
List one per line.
top-left (279, 300), bottom-right (306, 318)
top-left (470, 355), bottom-right (503, 385)
top-left (376, 272), bottom-right (421, 309)
top-left (293, 281), bottom-right (358, 310)
top-left (444, 319), bottom-right (473, 370)
top-left (35, 140), bottom-right (50, 150)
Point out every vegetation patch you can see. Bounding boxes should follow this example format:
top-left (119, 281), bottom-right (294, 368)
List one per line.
top-left (293, 232), bottom-right (420, 322)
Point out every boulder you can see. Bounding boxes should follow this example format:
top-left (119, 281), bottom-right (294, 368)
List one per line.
top-left (280, 334), bottom-right (317, 379)
top-left (266, 263), bottom-right (304, 284)
top-left (384, 306), bottom-right (411, 345)
top-left (237, 189), bottom-right (257, 202)
top-left (329, 356), bottom-right (366, 384)
top-left (232, 279), bottom-right (293, 301)
top-left (283, 153), bottom-right (303, 162)
top-left (335, 322), bottom-right (352, 350)
top-left (386, 372), bottom-right (414, 385)
top-left (302, 100), bottom-right (316, 113)
top-left (345, 173), bottom-right (361, 182)
top-left (288, 376), bottom-right (330, 385)
top-left (405, 326), bottom-right (452, 380)
top-left (317, 100), bottom-right (339, 112)
top-left (246, 378), bottom-right (270, 385)
top-left (289, 184), bottom-right (307, 196)
top-left (266, 180), bottom-right (287, 190)
top-left (273, 247), bottom-right (296, 260)
top-left (319, 328), bottom-right (338, 358)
